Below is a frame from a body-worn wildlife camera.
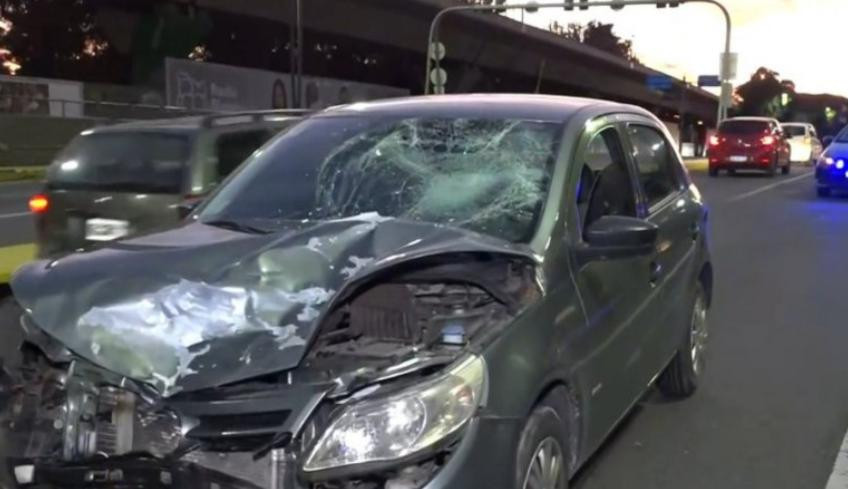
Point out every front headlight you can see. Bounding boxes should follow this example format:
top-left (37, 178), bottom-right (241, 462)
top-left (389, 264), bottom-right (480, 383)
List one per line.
top-left (303, 355), bottom-right (486, 473)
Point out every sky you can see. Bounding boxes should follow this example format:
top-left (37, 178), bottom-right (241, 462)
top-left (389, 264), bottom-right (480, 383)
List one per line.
top-left (504, 0), bottom-right (848, 96)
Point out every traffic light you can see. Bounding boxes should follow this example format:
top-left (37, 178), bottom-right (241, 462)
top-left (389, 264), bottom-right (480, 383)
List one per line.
top-left (611, 0), bottom-right (625, 10)
top-left (564, 0), bottom-right (589, 11)
top-left (656, 1), bottom-right (681, 7)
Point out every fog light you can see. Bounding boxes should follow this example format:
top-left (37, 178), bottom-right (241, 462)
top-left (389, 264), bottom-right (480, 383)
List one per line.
top-left (14, 465), bottom-right (34, 484)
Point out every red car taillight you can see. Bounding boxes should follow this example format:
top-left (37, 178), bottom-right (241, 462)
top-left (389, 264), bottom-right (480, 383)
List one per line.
top-left (761, 135), bottom-right (775, 146)
top-left (28, 194), bottom-right (49, 213)
top-left (709, 135), bottom-right (721, 146)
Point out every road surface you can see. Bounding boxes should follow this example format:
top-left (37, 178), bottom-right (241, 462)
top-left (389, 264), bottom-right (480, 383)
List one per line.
top-left (0, 181), bottom-right (38, 248)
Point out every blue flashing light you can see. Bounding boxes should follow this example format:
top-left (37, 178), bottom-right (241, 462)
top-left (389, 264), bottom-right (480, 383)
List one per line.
top-left (838, 160), bottom-right (846, 170)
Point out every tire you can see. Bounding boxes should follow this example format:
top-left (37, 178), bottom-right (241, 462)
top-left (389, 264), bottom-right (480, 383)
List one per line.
top-left (727, 168), bottom-right (736, 176)
top-left (708, 168), bottom-right (718, 177)
top-left (515, 389), bottom-right (570, 489)
top-left (781, 161), bottom-right (790, 175)
top-left (657, 282), bottom-right (708, 399)
top-left (818, 186), bottom-right (831, 198)
top-left (767, 157), bottom-right (777, 177)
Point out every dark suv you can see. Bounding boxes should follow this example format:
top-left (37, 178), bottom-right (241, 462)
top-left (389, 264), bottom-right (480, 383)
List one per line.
top-left (30, 111), bottom-right (303, 257)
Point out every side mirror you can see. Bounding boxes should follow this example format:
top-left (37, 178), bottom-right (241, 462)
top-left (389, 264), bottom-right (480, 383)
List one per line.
top-left (578, 215), bottom-right (658, 262)
top-left (823, 136), bottom-right (835, 147)
top-left (177, 198), bottom-right (203, 219)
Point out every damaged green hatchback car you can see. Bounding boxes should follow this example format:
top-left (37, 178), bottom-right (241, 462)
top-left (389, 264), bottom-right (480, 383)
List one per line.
top-left (3, 94), bottom-right (712, 489)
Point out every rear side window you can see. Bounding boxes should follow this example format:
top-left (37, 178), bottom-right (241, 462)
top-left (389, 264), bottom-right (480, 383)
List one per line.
top-left (214, 130), bottom-right (272, 180)
top-left (719, 120), bottom-right (769, 135)
top-left (627, 125), bottom-right (681, 208)
top-left (783, 125), bottom-right (807, 138)
top-left (47, 132), bottom-right (190, 193)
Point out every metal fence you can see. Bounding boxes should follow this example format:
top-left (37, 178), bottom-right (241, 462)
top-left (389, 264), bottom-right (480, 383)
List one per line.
top-left (0, 96), bottom-right (211, 121)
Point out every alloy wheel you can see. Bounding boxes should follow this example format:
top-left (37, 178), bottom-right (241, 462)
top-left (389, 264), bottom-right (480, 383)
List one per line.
top-left (522, 437), bottom-right (566, 489)
top-left (689, 292), bottom-right (709, 376)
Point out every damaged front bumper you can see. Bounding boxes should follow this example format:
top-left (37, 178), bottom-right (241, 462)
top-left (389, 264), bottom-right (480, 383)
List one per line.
top-left (3, 352), bottom-right (512, 489)
top-left (8, 415), bottom-right (523, 489)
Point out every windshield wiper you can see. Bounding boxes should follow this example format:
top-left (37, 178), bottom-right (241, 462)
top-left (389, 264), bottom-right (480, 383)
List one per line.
top-left (202, 219), bottom-right (272, 234)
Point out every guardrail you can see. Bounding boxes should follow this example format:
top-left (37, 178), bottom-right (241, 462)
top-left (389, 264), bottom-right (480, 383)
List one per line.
top-left (0, 97), bottom-right (211, 121)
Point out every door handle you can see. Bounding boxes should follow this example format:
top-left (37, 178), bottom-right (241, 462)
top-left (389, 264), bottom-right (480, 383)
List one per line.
top-left (690, 222), bottom-right (701, 241)
top-left (649, 261), bottom-right (663, 285)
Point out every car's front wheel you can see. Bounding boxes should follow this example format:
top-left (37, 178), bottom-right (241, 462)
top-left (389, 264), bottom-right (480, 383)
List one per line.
top-left (516, 389), bottom-right (570, 489)
top-left (657, 282), bottom-right (709, 398)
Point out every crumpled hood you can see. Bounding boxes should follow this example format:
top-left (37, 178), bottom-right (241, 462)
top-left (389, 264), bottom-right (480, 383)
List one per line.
top-left (12, 214), bottom-right (534, 397)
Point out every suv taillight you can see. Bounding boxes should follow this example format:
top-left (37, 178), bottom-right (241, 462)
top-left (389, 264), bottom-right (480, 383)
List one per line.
top-left (761, 136), bottom-right (775, 146)
top-left (709, 135), bottom-right (721, 146)
top-left (28, 194), bottom-right (49, 213)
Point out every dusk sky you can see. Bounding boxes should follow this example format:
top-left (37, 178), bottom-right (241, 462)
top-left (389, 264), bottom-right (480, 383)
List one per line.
top-left (505, 0), bottom-right (846, 96)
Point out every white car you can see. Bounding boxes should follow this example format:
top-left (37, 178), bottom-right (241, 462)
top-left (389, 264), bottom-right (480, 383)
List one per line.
top-left (781, 122), bottom-right (823, 165)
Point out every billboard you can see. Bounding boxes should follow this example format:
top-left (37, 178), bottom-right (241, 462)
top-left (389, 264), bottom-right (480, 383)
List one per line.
top-left (0, 75), bottom-right (84, 117)
top-left (165, 58), bottom-right (408, 111)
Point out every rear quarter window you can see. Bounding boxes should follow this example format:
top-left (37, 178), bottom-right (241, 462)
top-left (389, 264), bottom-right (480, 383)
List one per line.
top-left (719, 120), bottom-right (770, 135)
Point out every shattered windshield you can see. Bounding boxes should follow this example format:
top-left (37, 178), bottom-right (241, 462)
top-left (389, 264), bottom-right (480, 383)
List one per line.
top-left (200, 115), bottom-right (562, 242)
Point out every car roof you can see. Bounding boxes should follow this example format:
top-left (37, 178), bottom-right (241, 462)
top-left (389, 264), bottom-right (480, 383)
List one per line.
top-left (320, 94), bottom-right (655, 122)
top-left (724, 116), bottom-right (776, 122)
top-left (780, 122), bottom-right (810, 127)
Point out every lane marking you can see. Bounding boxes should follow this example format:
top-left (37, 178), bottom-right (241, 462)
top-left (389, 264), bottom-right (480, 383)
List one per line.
top-left (726, 171), bottom-right (812, 203)
top-left (0, 212), bottom-right (30, 220)
top-left (825, 426), bottom-right (848, 489)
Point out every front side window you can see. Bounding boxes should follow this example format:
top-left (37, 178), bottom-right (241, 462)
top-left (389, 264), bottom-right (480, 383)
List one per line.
top-left (201, 116), bottom-right (562, 242)
top-left (576, 128), bottom-right (636, 232)
top-left (627, 125), bottom-right (681, 208)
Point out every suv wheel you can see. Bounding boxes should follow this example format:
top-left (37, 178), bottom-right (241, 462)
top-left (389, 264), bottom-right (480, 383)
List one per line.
top-left (658, 282), bottom-right (708, 398)
top-left (781, 161), bottom-right (791, 175)
top-left (516, 389), bottom-right (570, 489)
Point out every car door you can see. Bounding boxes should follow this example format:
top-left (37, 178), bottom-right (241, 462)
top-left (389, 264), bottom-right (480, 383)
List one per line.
top-left (622, 120), bottom-right (702, 374)
top-left (564, 120), bottom-right (660, 451)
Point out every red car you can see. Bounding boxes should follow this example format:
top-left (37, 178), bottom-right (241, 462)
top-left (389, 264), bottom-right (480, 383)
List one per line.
top-left (707, 117), bottom-right (792, 176)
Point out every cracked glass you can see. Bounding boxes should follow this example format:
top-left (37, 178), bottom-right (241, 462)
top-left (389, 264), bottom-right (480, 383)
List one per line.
top-left (200, 116), bottom-right (562, 242)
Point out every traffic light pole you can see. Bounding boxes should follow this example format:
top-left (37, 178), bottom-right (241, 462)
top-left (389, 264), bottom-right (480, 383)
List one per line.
top-left (424, 0), bottom-right (732, 124)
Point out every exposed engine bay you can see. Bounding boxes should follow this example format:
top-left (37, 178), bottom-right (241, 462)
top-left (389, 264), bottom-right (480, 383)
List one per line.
top-left (2, 254), bottom-right (539, 489)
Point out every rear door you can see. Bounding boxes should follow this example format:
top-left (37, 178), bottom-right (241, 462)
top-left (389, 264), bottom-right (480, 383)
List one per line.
top-left (622, 119), bottom-right (701, 373)
top-left (41, 131), bottom-right (191, 254)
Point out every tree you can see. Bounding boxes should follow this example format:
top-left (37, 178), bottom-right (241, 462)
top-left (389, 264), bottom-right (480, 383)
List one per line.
top-left (735, 67), bottom-right (795, 118)
top-left (549, 20), bottom-right (639, 64)
top-left (0, 0), bottom-right (122, 81)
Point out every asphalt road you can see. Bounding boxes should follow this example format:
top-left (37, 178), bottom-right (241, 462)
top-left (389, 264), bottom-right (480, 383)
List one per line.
top-left (0, 181), bottom-right (39, 247)
top-left (1, 166), bottom-right (847, 489)
top-left (574, 166), bottom-right (848, 489)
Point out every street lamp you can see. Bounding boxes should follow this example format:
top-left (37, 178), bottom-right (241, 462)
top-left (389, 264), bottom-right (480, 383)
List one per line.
top-left (424, 0), bottom-right (733, 124)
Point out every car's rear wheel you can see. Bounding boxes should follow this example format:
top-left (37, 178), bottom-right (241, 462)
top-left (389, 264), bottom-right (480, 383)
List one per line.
top-left (516, 389), bottom-right (570, 489)
top-left (817, 186), bottom-right (832, 198)
top-left (708, 168), bottom-right (719, 177)
top-left (657, 282), bottom-right (708, 398)
top-left (727, 168), bottom-right (736, 176)
top-left (781, 160), bottom-right (791, 175)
